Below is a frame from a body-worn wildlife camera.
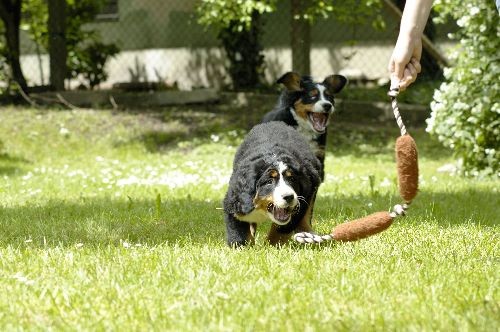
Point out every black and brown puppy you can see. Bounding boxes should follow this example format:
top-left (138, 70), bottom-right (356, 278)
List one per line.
top-left (223, 121), bottom-right (322, 247)
top-left (262, 72), bottom-right (347, 170)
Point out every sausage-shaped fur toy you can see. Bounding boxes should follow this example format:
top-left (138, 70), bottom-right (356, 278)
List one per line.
top-left (294, 88), bottom-right (419, 244)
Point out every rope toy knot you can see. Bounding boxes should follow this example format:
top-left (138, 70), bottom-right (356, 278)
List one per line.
top-left (293, 232), bottom-right (333, 244)
top-left (387, 87), bottom-right (400, 98)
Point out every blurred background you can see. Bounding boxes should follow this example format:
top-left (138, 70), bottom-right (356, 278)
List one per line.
top-left (4, 0), bottom-right (453, 94)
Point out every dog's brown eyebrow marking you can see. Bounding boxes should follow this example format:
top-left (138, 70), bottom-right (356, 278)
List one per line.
top-left (270, 169), bottom-right (278, 178)
top-left (253, 194), bottom-right (273, 211)
top-left (309, 89), bottom-right (319, 97)
top-left (284, 170), bottom-right (293, 177)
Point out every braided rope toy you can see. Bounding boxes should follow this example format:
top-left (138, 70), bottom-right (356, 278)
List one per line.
top-left (294, 87), bottom-right (419, 244)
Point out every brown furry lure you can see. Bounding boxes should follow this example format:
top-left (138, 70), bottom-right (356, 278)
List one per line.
top-left (294, 87), bottom-right (419, 244)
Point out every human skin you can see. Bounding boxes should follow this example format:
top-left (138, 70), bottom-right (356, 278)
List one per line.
top-left (388, 0), bottom-right (433, 90)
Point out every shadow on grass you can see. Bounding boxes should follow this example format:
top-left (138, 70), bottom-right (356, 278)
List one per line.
top-left (316, 189), bottom-right (499, 228)
top-left (117, 105), bottom-right (264, 153)
top-left (0, 152), bottom-right (30, 176)
top-left (116, 104), bottom-right (447, 161)
top-left (0, 196), bottom-right (226, 248)
top-left (328, 122), bottom-right (450, 160)
top-left (1, 187), bottom-right (497, 248)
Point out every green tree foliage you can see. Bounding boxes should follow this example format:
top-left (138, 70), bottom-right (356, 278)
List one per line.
top-left (427, 0), bottom-right (499, 176)
top-left (197, 0), bottom-right (382, 89)
top-left (197, 0), bottom-right (382, 30)
top-left (217, 11), bottom-right (265, 90)
top-left (197, 1), bottom-right (275, 90)
top-left (197, 0), bottom-right (276, 32)
top-left (21, 0), bottom-right (119, 89)
top-left (302, 0), bottom-right (383, 27)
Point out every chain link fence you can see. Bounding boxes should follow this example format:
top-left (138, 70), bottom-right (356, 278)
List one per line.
top-left (17, 0), bottom-right (452, 91)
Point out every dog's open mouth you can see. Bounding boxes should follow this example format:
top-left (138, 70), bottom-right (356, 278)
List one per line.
top-left (267, 203), bottom-right (298, 223)
top-left (308, 112), bottom-right (329, 133)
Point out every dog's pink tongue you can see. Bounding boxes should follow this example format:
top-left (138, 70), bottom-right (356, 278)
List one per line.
top-left (310, 113), bottom-right (328, 132)
top-left (273, 208), bottom-right (290, 222)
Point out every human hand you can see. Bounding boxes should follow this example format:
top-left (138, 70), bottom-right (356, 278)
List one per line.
top-left (388, 34), bottom-right (423, 91)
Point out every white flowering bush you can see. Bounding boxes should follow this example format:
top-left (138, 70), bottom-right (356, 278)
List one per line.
top-left (427, 0), bottom-right (499, 176)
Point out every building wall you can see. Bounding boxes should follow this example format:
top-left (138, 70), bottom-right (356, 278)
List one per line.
top-left (19, 0), bottom-right (454, 89)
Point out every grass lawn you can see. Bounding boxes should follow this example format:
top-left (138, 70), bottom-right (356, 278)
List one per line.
top-left (0, 104), bottom-right (498, 331)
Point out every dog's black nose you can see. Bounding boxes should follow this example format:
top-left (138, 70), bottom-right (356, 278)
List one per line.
top-left (283, 194), bottom-right (295, 203)
top-left (322, 103), bottom-right (332, 111)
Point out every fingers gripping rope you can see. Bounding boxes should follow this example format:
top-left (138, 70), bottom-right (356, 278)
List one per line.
top-left (294, 87), bottom-right (419, 245)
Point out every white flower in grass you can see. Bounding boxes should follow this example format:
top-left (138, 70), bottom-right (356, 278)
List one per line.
top-left (380, 178), bottom-right (391, 188)
top-left (215, 292), bottom-right (230, 300)
top-left (22, 172), bottom-right (33, 181)
top-left (27, 189), bottom-right (42, 196)
top-left (59, 127), bottom-right (70, 136)
top-left (75, 243), bottom-right (84, 249)
top-left (437, 163), bottom-right (457, 173)
top-left (12, 272), bottom-right (35, 286)
top-left (122, 241), bottom-right (131, 248)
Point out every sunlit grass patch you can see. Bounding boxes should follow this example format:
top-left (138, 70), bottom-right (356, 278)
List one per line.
top-left (0, 106), bottom-right (498, 330)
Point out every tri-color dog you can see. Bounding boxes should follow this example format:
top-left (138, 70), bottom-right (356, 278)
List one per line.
top-left (223, 122), bottom-right (322, 247)
top-left (262, 72), bottom-right (347, 170)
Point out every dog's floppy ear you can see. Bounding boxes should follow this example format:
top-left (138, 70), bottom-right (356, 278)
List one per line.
top-left (323, 75), bottom-right (347, 94)
top-left (277, 72), bottom-right (302, 92)
top-left (224, 165), bottom-right (256, 216)
top-left (233, 162), bottom-right (260, 215)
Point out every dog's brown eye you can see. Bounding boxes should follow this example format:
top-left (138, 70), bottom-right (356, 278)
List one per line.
top-left (309, 89), bottom-right (318, 97)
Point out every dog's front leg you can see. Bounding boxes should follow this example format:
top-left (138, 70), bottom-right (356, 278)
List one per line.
top-left (267, 224), bottom-right (292, 246)
top-left (296, 193), bottom-right (316, 232)
top-left (224, 214), bottom-right (255, 247)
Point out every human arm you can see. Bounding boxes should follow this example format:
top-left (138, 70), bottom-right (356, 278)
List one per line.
top-left (388, 0), bottom-right (433, 90)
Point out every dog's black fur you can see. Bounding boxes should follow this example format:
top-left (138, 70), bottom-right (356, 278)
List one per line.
top-left (262, 72), bottom-right (347, 171)
top-left (223, 122), bottom-right (322, 247)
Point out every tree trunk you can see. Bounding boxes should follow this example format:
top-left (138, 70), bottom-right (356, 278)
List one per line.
top-left (0, 0), bottom-right (28, 91)
top-left (290, 0), bottom-right (310, 75)
top-left (48, 0), bottom-right (67, 90)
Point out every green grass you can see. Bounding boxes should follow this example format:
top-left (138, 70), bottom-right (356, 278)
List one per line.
top-left (0, 105), bottom-right (498, 331)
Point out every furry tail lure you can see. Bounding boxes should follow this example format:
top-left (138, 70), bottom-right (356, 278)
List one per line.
top-left (294, 87), bottom-right (419, 244)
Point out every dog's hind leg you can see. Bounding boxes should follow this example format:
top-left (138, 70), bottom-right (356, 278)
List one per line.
top-left (225, 214), bottom-right (255, 247)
